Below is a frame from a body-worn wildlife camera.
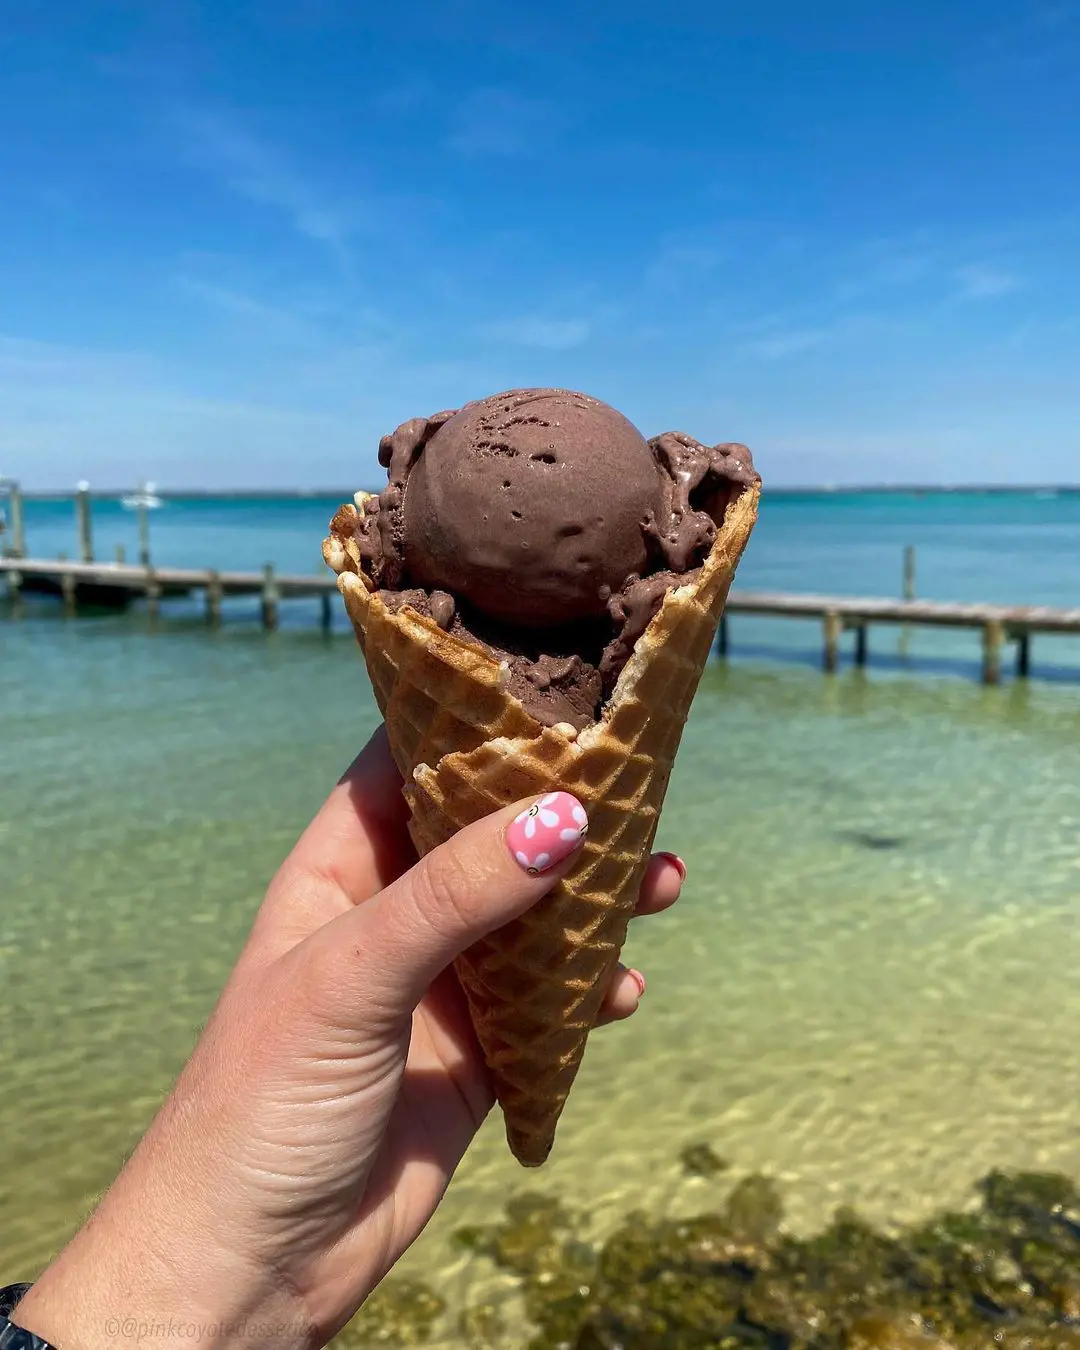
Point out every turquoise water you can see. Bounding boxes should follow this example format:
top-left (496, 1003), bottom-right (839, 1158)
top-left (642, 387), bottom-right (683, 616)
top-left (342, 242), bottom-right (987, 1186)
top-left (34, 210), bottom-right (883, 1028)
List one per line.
top-left (2, 492), bottom-right (1080, 1345)
top-left (17, 489), bottom-right (1080, 605)
top-left (13, 488), bottom-right (1080, 675)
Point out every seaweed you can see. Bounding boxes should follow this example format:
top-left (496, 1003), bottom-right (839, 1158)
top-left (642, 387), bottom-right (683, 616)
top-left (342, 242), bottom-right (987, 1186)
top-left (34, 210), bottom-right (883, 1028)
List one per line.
top-left (458, 1301), bottom-right (507, 1348)
top-left (349, 1165), bottom-right (1080, 1348)
top-left (679, 1141), bottom-right (731, 1178)
top-left (345, 1278), bottom-right (445, 1346)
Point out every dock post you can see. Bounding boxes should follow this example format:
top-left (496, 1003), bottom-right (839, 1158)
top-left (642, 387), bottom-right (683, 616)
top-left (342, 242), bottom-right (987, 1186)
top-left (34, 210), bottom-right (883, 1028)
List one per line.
top-left (76, 481), bottom-right (94, 562)
top-left (898, 544), bottom-right (916, 661)
top-left (5, 565), bottom-right (22, 608)
top-left (853, 622), bottom-right (868, 667)
top-left (144, 565), bottom-right (161, 621)
top-left (981, 619), bottom-right (1004, 685)
top-left (716, 614), bottom-right (729, 660)
top-left (823, 609), bottom-right (842, 673)
top-left (61, 569), bottom-right (77, 618)
top-left (261, 563), bottom-right (279, 631)
top-left (114, 543), bottom-right (126, 564)
top-left (206, 571), bottom-right (223, 627)
top-left (1015, 630), bottom-right (1031, 679)
top-left (4, 481), bottom-right (26, 557)
top-left (902, 545), bottom-right (916, 601)
top-left (319, 590), bottom-right (333, 635)
top-left (137, 488), bottom-right (152, 567)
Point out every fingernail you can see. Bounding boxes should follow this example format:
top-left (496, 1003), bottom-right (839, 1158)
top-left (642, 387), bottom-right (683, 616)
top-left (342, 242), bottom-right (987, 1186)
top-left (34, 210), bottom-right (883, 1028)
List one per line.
top-left (657, 851), bottom-right (687, 882)
top-left (506, 792), bottom-right (588, 875)
top-left (629, 968), bottom-right (646, 998)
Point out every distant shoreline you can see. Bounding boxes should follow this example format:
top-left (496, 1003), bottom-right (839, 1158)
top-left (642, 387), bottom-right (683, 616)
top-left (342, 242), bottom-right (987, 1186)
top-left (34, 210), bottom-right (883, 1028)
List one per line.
top-left (14, 484), bottom-right (1080, 500)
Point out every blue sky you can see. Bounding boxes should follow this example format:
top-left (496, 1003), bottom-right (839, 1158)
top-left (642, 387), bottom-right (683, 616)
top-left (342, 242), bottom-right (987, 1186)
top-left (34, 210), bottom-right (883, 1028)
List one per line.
top-left (1, 0), bottom-right (1078, 489)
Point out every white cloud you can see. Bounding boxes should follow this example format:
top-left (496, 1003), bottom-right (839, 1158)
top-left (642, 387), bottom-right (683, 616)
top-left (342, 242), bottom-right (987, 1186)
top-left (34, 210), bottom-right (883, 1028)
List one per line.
top-left (643, 238), bottom-right (726, 292)
top-left (447, 88), bottom-right (562, 156)
top-left (954, 264), bottom-right (1023, 300)
top-left (476, 317), bottom-right (591, 350)
top-left (746, 326), bottom-right (836, 360)
top-left (174, 277), bottom-right (315, 335)
top-left (173, 107), bottom-right (355, 264)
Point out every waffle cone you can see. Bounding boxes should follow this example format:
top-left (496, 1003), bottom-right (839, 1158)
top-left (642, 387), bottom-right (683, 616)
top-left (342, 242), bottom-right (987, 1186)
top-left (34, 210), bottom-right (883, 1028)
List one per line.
top-left (322, 479), bottom-right (760, 1165)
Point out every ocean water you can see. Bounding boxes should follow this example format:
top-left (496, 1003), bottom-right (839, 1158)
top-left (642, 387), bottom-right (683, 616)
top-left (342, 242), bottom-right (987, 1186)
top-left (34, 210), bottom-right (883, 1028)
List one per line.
top-left (10, 487), bottom-right (1080, 674)
top-left (2, 491), bottom-right (1080, 1344)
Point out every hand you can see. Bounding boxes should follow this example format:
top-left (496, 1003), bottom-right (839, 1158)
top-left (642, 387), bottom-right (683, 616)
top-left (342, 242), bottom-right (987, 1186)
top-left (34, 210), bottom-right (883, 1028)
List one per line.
top-left (16, 726), bottom-right (684, 1350)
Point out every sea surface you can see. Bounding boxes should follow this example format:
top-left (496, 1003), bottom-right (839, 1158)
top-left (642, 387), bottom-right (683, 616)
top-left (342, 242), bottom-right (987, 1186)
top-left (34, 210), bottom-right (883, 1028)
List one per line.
top-left (2, 490), bottom-right (1080, 1344)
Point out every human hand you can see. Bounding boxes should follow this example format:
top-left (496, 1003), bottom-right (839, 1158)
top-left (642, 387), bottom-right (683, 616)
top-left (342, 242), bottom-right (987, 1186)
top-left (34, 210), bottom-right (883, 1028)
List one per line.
top-left (16, 726), bottom-right (684, 1350)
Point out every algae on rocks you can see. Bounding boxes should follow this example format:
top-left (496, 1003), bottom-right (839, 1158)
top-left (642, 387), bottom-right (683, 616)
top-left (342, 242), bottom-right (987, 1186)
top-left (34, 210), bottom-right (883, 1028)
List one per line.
top-left (343, 1162), bottom-right (1080, 1348)
top-left (344, 1278), bottom-right (445, 1347)
top-left (678, 1141), bottom-right (730, 1178)
top-left (448, 1163), bottom-right (1080, 1350)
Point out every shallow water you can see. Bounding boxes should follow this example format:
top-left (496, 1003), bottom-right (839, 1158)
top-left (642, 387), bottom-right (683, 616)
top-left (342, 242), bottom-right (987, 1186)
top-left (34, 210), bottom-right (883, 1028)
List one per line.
top-left (13, 488), bottom-right (1080, 680)
top-left (2, 492), bottom-right (1080, 1344)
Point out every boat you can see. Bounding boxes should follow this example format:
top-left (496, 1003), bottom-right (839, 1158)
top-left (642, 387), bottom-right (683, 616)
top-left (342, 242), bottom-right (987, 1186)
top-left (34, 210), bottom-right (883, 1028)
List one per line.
top-left (121, 482), bottom-right (165, 510)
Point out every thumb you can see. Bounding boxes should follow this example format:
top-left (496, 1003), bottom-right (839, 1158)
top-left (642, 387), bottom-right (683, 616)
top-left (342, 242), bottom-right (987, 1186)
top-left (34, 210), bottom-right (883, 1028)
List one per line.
top-left (301, 791), bottom-right (589, 1026)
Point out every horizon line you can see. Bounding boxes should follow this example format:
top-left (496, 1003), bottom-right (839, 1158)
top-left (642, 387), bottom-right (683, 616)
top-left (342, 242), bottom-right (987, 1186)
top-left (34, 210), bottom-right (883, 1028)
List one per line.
top-left (9, 483), bottom-right (1080, 500)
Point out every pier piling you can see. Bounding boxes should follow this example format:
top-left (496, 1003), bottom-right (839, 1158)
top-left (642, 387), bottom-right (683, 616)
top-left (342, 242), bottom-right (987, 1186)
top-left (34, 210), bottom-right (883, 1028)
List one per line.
top-left (853, 622), bottom-right (869, 667)
top-left (115, 543), bottom-right (126, 564)
top-left (319, 590), bottom-right (333, 635)
top-left (75, 483), bottom-right (94, 563)
top-left (206, 570), bottom-right (223, 626)
top-left (716, 614), bottom-right (730, 660)
top-left (12, 482), bottom-right (25, 558)
top-left (144, 566), bottom-right (161, 621)
top-left (137, 489), bottom-right (152, 567)
top-left (1, 480), bottom-right (26, 558)
top-left (261, 563), bottom-right (279, 631)
top-left (899, 544), bottom-right (916, 660)
top-left (61, 569), bottom-right (77, 618)
top-left (1015, 631), bottom-right (1032, 679)
top-left (981, 619), bottom-right (1004, 685)
top-left (823, 609), bottom-right (842, 673)
top-left (4, 565), bottom-right (22, 605)
top-left (903, 545), bottom-right (916, 601)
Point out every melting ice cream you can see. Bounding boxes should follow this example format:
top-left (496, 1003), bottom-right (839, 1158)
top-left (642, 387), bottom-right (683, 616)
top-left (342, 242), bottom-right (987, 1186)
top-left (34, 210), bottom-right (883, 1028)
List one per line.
top-left (335, 388), bottom-right (757, 729)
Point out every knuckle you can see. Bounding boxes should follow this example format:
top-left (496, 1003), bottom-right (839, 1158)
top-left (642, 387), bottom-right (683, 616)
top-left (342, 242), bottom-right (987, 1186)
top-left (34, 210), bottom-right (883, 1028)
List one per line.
top-left (409, 844), bottom-right (485, 938)
top-left (277, 939), bottom-right (340, 1028)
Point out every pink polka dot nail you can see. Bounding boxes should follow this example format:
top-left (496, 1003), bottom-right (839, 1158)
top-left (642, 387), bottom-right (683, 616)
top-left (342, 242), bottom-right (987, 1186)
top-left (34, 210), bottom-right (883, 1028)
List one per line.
top-left (506, 792), bottom-right (589, 875)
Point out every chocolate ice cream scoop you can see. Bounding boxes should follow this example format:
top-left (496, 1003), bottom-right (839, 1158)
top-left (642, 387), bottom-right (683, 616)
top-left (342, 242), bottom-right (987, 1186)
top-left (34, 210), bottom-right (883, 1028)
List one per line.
top-left (344, 388), bottom-right (757, 729)
top-left (394, 389), bottom-right (663, 628)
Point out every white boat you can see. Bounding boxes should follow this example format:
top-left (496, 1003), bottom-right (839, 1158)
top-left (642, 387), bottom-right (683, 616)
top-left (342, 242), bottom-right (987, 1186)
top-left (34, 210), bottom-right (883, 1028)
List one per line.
top-left (121, 482), bottom-right (165, 510)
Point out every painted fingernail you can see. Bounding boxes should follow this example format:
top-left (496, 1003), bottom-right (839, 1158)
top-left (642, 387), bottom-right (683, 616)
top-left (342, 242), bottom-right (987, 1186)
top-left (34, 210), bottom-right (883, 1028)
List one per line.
top-left (657, 851), bottom-right (687, 882)
top-left (506, 792), bottom-right (588, 875)
top-left (629, 968), bottom-right (646, 998)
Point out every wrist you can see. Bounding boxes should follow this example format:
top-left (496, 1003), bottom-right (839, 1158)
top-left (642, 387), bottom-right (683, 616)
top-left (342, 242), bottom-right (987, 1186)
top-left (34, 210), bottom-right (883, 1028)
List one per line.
top-left (14, 1226), bottom-right (312, 1350)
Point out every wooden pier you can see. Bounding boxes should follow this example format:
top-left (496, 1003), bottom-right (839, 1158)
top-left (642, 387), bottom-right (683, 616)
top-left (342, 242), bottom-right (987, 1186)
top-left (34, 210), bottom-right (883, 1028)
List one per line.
top-left (3, 557), bottom-right (1080, 685)
top-left (718, 592), bottom-right (1080, 684)
top-left (0, 558), bottom-right (336, 632)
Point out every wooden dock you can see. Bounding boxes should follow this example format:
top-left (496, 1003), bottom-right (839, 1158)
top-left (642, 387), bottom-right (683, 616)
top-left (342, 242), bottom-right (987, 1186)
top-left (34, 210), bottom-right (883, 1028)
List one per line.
top-left (719, 592), bottom-right (1080, 684)
top-left (3, 557), bottom-right (1079, 685)
top-left (1, 557), bottom-right (336, 631)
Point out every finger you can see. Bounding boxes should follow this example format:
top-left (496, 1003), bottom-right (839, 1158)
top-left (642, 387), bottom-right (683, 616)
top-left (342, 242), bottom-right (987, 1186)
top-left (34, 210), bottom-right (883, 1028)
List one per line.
top-left (595, 963), bottom-right (646, 1026)
top-left (590, 855), bottom-right (683, 1030)
top-left (634, 851), bottom-right (686, 916)
top-left (300, 791), bottom-right (590, 1027)
top-left (250, 725), bottom-right (414, 959)
top-left (290, 724), bottom-right (412, 899)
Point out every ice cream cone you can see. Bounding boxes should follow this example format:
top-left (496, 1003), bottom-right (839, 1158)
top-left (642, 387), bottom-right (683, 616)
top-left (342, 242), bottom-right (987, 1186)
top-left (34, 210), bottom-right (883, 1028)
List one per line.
top-left (322, 477), bottom-right (760, 1165)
